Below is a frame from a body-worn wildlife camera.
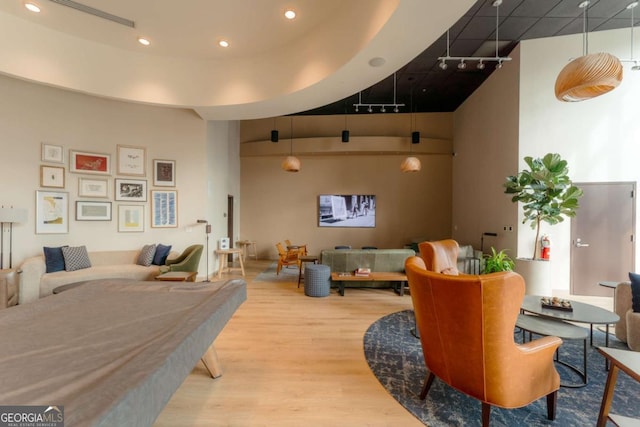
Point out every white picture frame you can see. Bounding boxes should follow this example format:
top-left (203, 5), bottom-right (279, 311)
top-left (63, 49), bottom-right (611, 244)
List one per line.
top-left (41, 143), bottom-right (64, 164)
top-left (76, 201), bottom-right (112, 221)
top-left (117, 145), bottom-right (146, 176)
top-left (151, 190), bottom-right (178, 228)
top-left (118, 204), bottom-right (144, 232)
top-left (35, 190), bottom-right (69, 234)
top-left (78, 177), bottom-right (108, 198)
top-left (115, 178), bottom-right (147, 202)
top-left (40, 165), bottom-right (65, 188)
top-left (69, 150), bottom-right (111, 175)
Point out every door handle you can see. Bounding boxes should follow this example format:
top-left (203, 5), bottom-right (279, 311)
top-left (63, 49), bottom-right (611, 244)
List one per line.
top-left (575, 238), bottom-right (590, 248)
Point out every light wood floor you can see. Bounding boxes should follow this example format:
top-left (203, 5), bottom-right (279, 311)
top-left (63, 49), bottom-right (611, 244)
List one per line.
top-left (153, 261), bottom-right (615, 426)
top-left (153, 260), bottom-right (424, 427)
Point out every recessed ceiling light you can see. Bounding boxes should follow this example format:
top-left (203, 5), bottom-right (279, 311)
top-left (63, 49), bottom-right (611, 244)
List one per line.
top-left (219, 39), bottom-right (229, 48)
top-left (25, 2), bottom-right (41, 13)
top-left (368, 57), bottom-right (386, 67)
top-left (137, 37), bottom-right (150, 46)
top-left (284, 9), bottom-right (296, 20)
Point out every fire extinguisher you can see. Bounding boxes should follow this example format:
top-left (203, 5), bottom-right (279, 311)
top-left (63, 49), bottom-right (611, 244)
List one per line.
top-left (541, 235), bottom-right (551, 260)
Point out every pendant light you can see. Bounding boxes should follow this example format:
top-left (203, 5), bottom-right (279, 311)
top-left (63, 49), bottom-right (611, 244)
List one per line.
top-left (401, 113), bottom-right (421, 172)
top-left (282, 117), bottom-right (300, 172)
top-left (555, 1), bottom-right (623, 102)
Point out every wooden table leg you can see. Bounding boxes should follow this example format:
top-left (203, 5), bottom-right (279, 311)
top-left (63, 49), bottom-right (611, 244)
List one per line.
top-left (597, 364), bottom-right (619, 427)
top-left (217, 256), bottom-right (224, 279)
top-left (201, 344), bottom-right (223, 379)
top-left (237, 251), bottom-right (245, 276)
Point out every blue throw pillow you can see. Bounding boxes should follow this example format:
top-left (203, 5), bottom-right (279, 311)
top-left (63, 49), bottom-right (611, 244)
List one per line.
top-left (153, 243), bottom-right (172, 265)
top-left (628, 272), bottom-right (640, 312)
top-left (43, 246), bottom-right (68, 273)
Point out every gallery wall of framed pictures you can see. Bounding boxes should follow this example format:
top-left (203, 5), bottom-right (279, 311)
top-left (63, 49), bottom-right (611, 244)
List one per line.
top-left (36, 142), bottom-right (178, 234)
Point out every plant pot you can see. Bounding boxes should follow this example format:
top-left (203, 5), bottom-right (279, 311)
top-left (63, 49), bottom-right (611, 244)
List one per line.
top-left (515, 258), bottom-right (551, 296)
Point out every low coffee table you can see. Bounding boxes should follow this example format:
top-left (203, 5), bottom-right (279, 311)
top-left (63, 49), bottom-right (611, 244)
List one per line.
top-left (517, 313), bottom-right (589, 387)
top-left (155, 271), bottom-right (197, 282)
top-left (521, 295), bottom-right (620, 347)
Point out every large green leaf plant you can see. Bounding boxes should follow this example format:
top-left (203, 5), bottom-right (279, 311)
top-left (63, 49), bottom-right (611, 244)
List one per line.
top-left (504, 153), bottom-right (583, 260)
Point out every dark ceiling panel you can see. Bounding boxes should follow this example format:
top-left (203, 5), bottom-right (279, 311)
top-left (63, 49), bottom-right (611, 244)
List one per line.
top-left (297, 0), bottom-right (637, 116)
top-left (519, 17), bottom-right (574, 40)
top-left (511, 0), bottom-right (563, 17)
top-left (496, 16), bottom-right (539, 39)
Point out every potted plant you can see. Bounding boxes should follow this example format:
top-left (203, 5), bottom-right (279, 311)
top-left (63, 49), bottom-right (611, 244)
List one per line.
top-left (504, 153), bottom-right (582, 293)
top-left (483, 247), bottom-right (515, 274)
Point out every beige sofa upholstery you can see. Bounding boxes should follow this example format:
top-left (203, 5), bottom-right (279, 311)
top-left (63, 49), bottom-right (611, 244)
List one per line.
top-left (0, 269), bottom-right (20, 309)
top-left (614, 282), bottom-right (640, 351)
top-left (19, 250), bottom-right (176, 305)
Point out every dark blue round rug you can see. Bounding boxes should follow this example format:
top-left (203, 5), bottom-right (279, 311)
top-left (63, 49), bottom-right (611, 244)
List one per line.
top-left (363, 310), bottom-right (640, 426)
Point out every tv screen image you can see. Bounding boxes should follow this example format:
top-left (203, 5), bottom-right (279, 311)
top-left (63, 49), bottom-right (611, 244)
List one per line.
top-left (318, 194), bottom-right (376, 228)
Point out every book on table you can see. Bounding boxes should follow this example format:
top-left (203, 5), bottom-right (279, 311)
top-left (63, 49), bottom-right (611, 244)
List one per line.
top-left (355, 267), bottom-right (371, 277)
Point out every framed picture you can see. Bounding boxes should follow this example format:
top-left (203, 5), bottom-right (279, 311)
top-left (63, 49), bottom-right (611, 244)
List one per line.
top-left (153, 159), bottom-right (176, 187)
top-left (35, 191), bottom-right (69, 234)
top-left (117, 145), bottom-right (146, 176)
top-left (78, 177), bottom-right (108, 198)
top-left (318, 194), bottom-right (376, 228)
top-left (76, 201), bottom-right (112, 221)
top-left (118, 205), bottom-right (144, 232)
top-left (115, 178), bottom-right (147, 202)
top-left (40, 165), bottom-right (65, 188)
top-left (70, 150), bottom-right (110, 175)
top-left (41, 143), bottom-right (64, 163)
top-left (151, 190), bottom-right (178, 228)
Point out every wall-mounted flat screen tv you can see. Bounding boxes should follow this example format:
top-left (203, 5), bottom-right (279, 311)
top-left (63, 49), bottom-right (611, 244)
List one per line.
top-left (318, 194), bottom-right (376, 228)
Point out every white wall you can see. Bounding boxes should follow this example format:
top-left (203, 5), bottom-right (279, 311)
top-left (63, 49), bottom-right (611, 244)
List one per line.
top-left (519, 28), bottom-right (640, 290)
top-left (0, 74), bottom-right (219, 279)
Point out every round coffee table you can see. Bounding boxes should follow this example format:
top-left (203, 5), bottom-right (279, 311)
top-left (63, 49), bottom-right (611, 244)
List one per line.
top-left (521, 295), bottom-right (620, 347)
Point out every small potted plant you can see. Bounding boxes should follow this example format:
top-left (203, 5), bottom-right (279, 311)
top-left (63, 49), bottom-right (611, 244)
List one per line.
top-left (483, 247), bottom-right (515, 274)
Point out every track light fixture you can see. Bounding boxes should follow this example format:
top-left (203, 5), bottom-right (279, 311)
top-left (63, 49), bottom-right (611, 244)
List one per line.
top-left (353, 72), bottom-right (405, 113)
top-left (437, 0), bottom-right (511, 71)
top-left (619, 1), bottom-right (640, 71)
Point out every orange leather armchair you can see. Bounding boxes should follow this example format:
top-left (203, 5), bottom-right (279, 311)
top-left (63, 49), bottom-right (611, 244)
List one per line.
top-left (275, 242), bottom-right (301, 275)
top-left (418, 239), bottom-right (460, 275)
top-left (405, 256), bottom-right (562, 426)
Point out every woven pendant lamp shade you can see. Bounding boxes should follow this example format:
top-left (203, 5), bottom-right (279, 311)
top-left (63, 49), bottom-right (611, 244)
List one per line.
top-left (400, 156), bottom-right (421, 172)
top-left (282, 156), bottom-right (301, 172)
top-left (555, 52), bottom-right (623, 102)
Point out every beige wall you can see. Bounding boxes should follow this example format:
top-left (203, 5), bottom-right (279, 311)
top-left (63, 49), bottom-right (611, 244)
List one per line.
top-left (0, 74), bottom-right (227, 279)
top-left (452, 45), bottom-right (521, 256)
top-left (240, 113), bottom-right (454, 259)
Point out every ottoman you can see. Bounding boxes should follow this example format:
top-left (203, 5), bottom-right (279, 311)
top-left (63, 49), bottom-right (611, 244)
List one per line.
top-left (304, 264), bottom-right (330, 297)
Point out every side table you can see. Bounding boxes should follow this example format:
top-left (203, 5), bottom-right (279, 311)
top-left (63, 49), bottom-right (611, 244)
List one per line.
top-left (597, 347), bottom-right (640, 427)
top-left (155, 271), bottom-right (197, 282)
top-left (215, 248), bottom-right (245, 279)
top-left (236, 240), bottom-right (258, 260)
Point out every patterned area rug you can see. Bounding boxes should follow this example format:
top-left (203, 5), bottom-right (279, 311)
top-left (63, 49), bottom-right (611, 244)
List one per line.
top-left (364, 310), bottom-right (640, 426)
top-left (253, 262), bottom-right (301, 283)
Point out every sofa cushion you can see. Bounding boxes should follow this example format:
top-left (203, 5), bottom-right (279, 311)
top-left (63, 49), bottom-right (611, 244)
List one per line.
top-left (628, 272), bottom-right (640, 312)
top-left (43, 246), bottom-right (68, 273)
top-left (137, 244), bottom-right (157, 267)
top-left (153, 244), bottom-right (172, 265)
top-left (62, 246), bottom-right (92, 272)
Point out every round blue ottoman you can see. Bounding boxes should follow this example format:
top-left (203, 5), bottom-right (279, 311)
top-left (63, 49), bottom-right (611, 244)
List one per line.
top-left (304, 264), bottom-right (331, 297)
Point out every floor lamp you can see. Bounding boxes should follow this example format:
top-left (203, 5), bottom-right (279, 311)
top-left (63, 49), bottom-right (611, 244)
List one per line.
top-left (0, 207), bottom-right (27, 269)
top-left (197, 220), bottom-right (210, 282)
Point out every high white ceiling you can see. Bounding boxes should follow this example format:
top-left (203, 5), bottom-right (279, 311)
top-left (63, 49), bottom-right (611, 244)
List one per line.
top-left (0, 0), bottom-right (475, 120)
